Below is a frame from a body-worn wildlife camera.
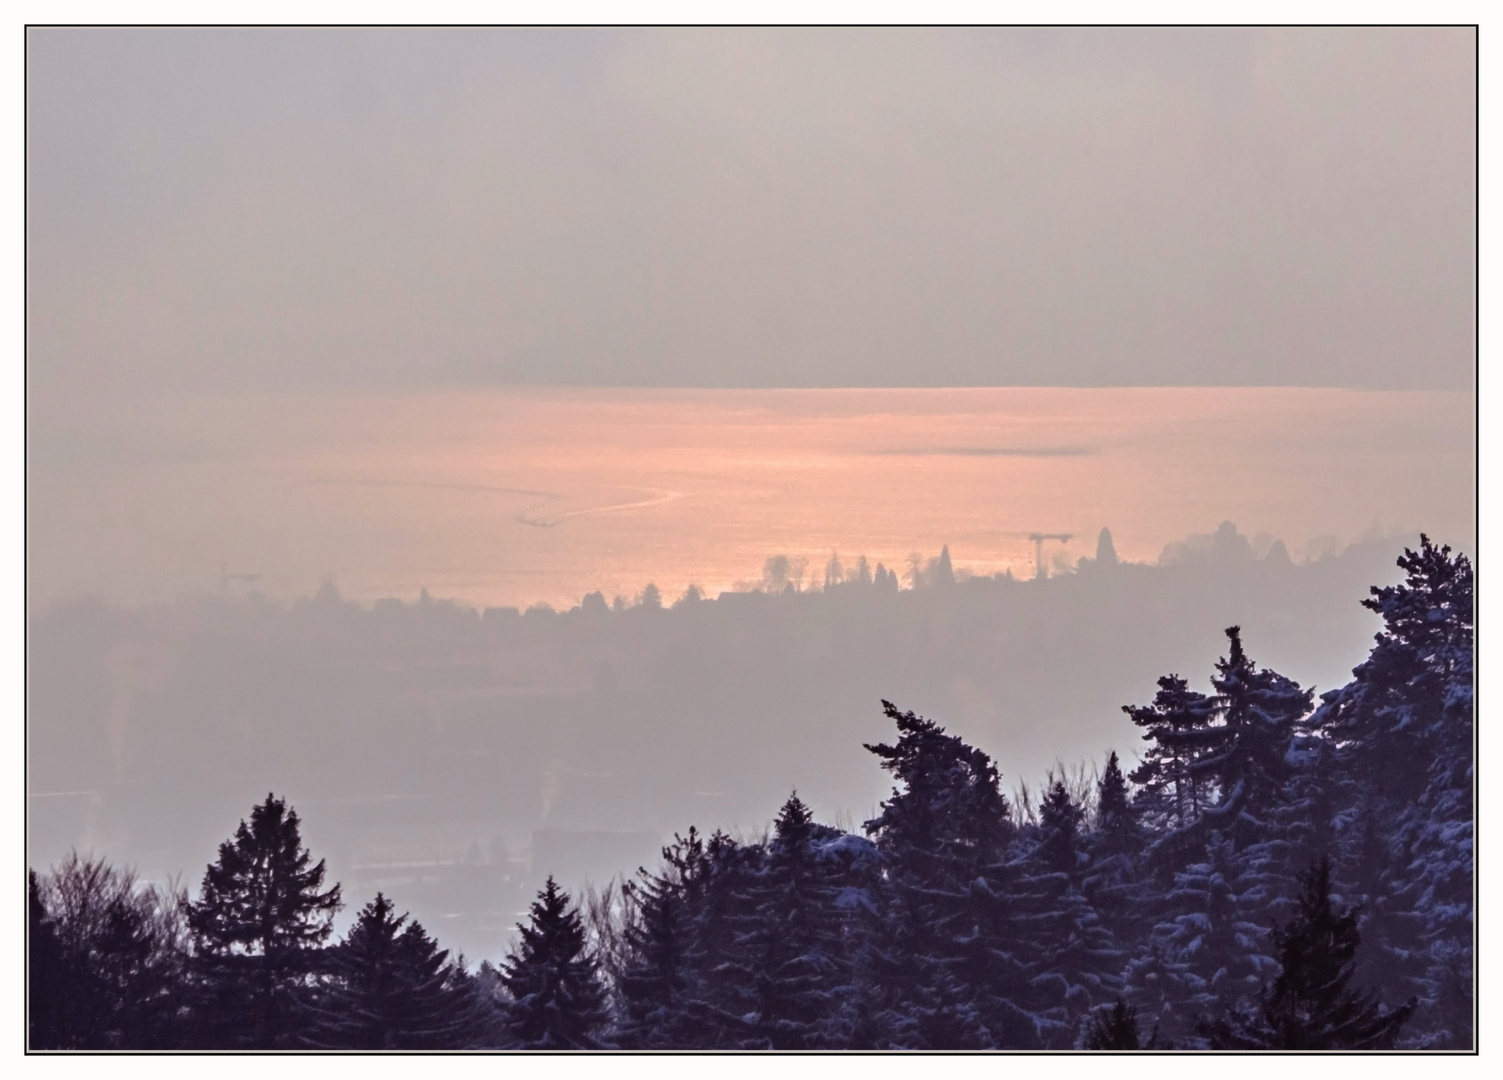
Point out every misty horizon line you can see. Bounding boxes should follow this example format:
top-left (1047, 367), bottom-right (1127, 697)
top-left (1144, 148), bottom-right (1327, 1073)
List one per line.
top-left (33, 520), bottom-right (1451, 619)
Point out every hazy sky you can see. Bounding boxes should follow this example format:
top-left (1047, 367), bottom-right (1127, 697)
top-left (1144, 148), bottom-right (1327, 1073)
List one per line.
top-left (28, 27), bottom-right (1476, 395)
top-left (22, 28), bottom-right (1480, 957)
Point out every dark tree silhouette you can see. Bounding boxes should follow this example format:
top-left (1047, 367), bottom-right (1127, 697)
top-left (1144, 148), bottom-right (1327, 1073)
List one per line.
top-left (862, 701), bottom-right (1028, 1048)
top-left (1313, 535), bottom-right (1474, 1045)
top-left (617, 829), bottom-right (712, 1049)
top-left (863, 700), bottom-right (1012, 895)
top-left (1082, 998), bottom-right (1144, 1050)
top-left (1010, 776), bottom-right (1128, 1043)
top-left (1037, 778), bottom-right (1086, 875)
top-left (1204, 858), bottom-right (1415, 1049)
top-left (308, 893), bottom-right (479, 1049)
top-left (1358, 533), bottom-right (1474, 752)
top-left (20, 535), bottom-right (1473, 1053)
top-left (735, 793), bottom-right (856, 1049)
top-left (1082, 754), bottom-right (1146, 998)
top-left (1094, 751), bottom-right (1132, 837)
top-left (28, 870), bottom-right (65, 1049)
top-left (29, 854), bottom-right (189, 1049)
top-left (501, 876), bottom-right (610, 1049)
top-left (188, 793), bottom-right (342, 1048)
top-left (1124, 675), bottom-right (1216, 831)
top-left (1197, 627), bottom-right (1312, 844)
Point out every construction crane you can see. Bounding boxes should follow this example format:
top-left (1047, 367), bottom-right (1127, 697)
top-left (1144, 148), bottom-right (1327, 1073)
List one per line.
top-left (1027, 533), bottom-right (1072, 580)
top-left (219, 563), bottom-right (262, 595)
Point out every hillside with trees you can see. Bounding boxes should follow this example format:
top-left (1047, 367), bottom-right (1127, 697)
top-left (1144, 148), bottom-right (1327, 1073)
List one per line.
top-left (28, 536), bottom-right (1472, 1050)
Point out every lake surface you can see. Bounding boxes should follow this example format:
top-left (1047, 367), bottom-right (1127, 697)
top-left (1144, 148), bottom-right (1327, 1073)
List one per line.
top-left (27, 387), bottom-right (1476, 611)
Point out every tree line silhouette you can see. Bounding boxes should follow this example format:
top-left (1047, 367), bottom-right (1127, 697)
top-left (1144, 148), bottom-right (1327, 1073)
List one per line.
top-left (28, 536), bottom-right (1472, 1050)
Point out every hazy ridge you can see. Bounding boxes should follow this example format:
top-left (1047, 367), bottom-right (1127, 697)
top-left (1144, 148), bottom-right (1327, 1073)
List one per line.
top-left (27, 523), bottom-right (1441, 959)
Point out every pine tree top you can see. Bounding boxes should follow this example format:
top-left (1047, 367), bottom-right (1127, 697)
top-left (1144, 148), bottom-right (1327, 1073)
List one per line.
top-left (1096, 751), bottom-right (1131, 826)
top-left (1040, 779), bottom-right (1083, 835)
top-left (863, 700), bottom-right (1013, 861)
top-left (508, 876), bottom-right (585, 971)
top-left (189, 793), bottom-right (341, 957)
top-left (1363, 534), bottom-right (1473, 652)
top-left (501, 876), bottom-right (609, 1049)
top-left (775, 792), bottom-right (815, 844)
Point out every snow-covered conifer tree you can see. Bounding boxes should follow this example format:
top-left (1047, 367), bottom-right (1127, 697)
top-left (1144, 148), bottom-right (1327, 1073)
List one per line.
top-left (860, 701), bottom-right (1023, 1047)
top-left (1313, 535), bottom-right (1473, 1046)
top-left (500, 877), bottom-right (610, 1049)
top-left (1202, 858), bottom-right (1414, 1049)
top-left (1124, 676), bottom-right (1217, 835)
top-left (616, 829), bottom-right (712, 1049)
top-left (307, 893), bottom-right (480, 1049)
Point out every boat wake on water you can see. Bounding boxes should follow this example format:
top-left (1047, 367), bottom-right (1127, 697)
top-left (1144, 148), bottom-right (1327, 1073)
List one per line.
top-left (515, 488), bottom-right (684, 529)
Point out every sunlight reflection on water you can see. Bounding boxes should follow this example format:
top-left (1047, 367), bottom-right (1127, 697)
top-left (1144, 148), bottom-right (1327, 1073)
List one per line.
top-left (27, 387), bottom-right (1475, 611)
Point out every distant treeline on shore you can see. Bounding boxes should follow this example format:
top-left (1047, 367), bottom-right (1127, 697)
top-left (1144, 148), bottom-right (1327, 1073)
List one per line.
top-left (29, 537), bottom-right (1472, 1050)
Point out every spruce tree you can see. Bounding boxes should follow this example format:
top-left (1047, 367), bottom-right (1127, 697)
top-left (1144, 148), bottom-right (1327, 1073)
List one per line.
top-left (1204, 858), bottom-right (1415, 1049)
top-left (1313, 535), bottom-right (1473, 1045)
top-left (1094, 751), bottom-right (1135, 847)
top-left (670, 830), bottom-right (775, 1048)
top-left (1119, 937), bottom-right (1195, 1046)
top-left (1197, 627), bottom-right (1312, 845)
top-left (188, 793), bottom-right (342, 1048)
top-left (501, 876), bottom-right (610, 1049)
top-left (1082, 753), bottom-right (1146, 987)
top-left (617, 829), bottom-right (713, 1049)
top-left (1010, 779), bottom-right (1126, 1045)
top-left (308, 893), bottom-right (479, 1049)
top-left (1036, 779), bottom-right (1085, 875)
top-left (737, 794), bottom-right (856, 1049)
top-left (862, 701), bottom-right (1019, 1048)
top-left (1322, 534), bottom-right (1474, 795)
top-left (1133, 832), bottom-right (1275, 1042)
top-left (863, 700), bottom-right (1013, 881)
top-left (1123, 676), bottom-right (1216, 834)
top-left (620, 829), bottom-right (775, 1049)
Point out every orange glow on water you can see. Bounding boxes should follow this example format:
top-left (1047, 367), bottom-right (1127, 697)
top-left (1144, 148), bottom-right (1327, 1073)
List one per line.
top-left (27, 387), bottom-right (1475, 611)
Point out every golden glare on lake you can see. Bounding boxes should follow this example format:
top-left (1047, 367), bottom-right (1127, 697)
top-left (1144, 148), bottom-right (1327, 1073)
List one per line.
top-left (27, 387), bottom-right (1475, 611)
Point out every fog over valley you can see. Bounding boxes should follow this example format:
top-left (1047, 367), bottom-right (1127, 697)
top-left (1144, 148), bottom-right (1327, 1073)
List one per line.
top-left (24, 27), bottom-right (1474, 1050)
top-left (28, 524), bottom-right (1442, 959)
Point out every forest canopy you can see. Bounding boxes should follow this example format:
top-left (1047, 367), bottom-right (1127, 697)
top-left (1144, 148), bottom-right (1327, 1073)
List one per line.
top-left (28, 537), bottom-right (1473, 1050)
